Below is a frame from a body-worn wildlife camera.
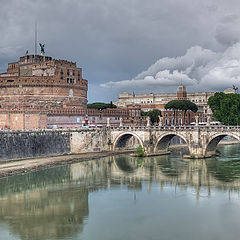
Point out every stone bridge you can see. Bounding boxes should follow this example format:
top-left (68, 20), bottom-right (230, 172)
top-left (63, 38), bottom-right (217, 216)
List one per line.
top-left (0, 125), bottom-right (240, 161)
top-left (107, 125), bottom-right (240, 158)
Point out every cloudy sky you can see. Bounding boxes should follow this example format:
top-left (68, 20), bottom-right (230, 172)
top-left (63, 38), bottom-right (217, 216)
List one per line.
top-left (1, 0), bottom-right (240, 102)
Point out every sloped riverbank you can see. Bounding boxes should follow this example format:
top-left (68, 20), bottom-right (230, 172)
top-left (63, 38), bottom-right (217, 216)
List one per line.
top-left (0, 150), bottom-right (133, 178)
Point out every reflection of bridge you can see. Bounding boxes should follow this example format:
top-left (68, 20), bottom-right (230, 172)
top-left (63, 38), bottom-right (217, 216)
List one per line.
top-left (108, 125), bottom-right (240, 158)
top-left (70, 154), bottom-right (240, 198)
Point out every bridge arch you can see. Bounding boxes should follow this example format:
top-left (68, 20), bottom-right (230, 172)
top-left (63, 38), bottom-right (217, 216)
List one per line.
top-left (113, 132), bottom-right (144, 151)
top-left (205, 133), bottom-right (240, 156)
top-left (154, 133), bottom-right (189, 154)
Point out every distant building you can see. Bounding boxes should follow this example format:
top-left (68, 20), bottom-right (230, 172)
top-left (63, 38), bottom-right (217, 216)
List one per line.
top-left (115, 85), bottom-right (235, 125)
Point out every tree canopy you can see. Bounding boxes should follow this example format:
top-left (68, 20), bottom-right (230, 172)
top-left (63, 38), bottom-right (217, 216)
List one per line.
top-left (141, 109), bottom-right (161, 124)
top-left (87, 102), bottom-right (117, 110)
top-left (208, 92), bottom-right (240, 125)
top-left (165, 100), bottom-right (198, 113)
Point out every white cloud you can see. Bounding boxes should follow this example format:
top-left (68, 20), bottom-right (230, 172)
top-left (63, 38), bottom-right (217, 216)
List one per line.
top-left (101, 43), bottom-right (240, 93)
top-left (101, 70), bottom-right (196, 89)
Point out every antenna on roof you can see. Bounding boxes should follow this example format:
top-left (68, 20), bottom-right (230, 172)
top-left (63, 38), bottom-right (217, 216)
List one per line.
top-left (34, 21), bottom-right (38, 56)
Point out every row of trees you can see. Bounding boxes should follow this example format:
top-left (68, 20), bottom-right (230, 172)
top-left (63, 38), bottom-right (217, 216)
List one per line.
top-left (208, 92), bottom-right (240, 125)
top-left (87, 102), bottom-right (117, 110)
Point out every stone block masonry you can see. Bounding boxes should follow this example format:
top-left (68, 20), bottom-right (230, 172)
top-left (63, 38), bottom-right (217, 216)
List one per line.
top-left (0, 129), bottom-right (110, 161)
top-left (0, 131), bottom-right (71, 160)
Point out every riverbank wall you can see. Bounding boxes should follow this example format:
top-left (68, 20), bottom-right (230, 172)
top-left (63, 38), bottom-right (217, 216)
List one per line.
top-left (0, 131), bottom-right (71, 160)
top-left (0, 129), bottom-right (109, 161)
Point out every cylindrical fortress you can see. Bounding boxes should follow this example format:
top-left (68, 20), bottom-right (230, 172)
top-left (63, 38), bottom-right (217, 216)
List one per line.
top-left (0, 54), bottom-right (88, 110)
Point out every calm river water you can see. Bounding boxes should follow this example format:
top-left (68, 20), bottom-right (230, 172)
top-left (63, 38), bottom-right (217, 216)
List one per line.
top-left (1, 144), bottom-right (240, 240)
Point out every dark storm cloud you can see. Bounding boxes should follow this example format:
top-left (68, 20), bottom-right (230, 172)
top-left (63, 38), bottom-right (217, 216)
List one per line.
top-left (1, 0), bottom-right (240, 101)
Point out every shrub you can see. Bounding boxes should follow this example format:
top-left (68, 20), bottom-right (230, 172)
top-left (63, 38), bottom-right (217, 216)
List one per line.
top-left (190, 154), bottom-right (196, 159)
top-left (136, 145), bottom-right (145, 157)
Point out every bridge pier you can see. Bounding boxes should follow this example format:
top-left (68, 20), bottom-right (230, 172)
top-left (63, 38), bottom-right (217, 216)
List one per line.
top-left (188, 144), bottom-right (206, 159)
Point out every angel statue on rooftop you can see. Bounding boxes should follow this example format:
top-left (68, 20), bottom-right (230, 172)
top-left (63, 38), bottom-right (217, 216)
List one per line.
top-left (39, 43), bottom-right (45, 55)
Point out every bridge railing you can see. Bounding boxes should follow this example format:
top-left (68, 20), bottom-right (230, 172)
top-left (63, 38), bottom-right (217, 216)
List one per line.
top-left (1, 125), bottom-right (240, 133)
top-left (108, 125), bottom-right (196, 131)
top-left (108, 125), bottom-right (240, 131)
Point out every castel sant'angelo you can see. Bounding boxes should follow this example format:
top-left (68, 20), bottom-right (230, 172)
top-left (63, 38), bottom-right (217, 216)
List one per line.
top-left (0, 45), bottom-right (140, 129)
top-left (0, 48), bottom-right (88, 109)
top-left (0, 44), bottom-right (87, 129)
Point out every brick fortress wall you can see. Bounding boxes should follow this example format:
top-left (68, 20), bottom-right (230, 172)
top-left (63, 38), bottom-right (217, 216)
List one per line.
top-left (0, 54), bottom-right (88, 110)
top-left (0, 54), bottom-right (88, 129)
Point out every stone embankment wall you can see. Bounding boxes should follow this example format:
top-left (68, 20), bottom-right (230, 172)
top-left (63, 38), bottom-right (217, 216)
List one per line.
top-left (0, 129), bottom-right (109, 161)
top-left (70, 129), bottom-right (109, 154)
top-left (0, 131), bottom-right (71, 160)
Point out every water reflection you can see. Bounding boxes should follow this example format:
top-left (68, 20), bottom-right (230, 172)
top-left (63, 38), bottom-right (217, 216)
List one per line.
top-left (0, 166), bottom-right (89, 240)
top-left (0, 144), bottom-right (240, 240)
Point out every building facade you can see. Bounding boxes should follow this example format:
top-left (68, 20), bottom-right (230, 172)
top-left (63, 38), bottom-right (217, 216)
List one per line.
top-left (115, 86), bottom-right (237, 125)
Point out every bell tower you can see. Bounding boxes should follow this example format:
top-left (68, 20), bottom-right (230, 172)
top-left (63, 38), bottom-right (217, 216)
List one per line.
top-left (177, 85), bottom-right (187, 99)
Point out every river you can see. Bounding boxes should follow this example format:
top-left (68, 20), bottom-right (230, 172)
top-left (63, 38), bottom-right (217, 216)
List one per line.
top-left (1, 144), bottom-right (240, 240)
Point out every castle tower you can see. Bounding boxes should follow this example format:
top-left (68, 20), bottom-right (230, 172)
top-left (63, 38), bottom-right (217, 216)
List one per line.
top-left (177, 85), bottom-right (187, 100)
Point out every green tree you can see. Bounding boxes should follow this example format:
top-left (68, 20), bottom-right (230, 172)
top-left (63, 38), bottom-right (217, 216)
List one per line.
top-left (165, 100), bottom-right (198, 125)
top-left (208, 92), bottom-right (240, 125)
top-left (142, 109), bottom-right (161, 124)
top-left (87, 102), bottom-right (117, 110)
top-left (136, 145), bottom-right (145, 157)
